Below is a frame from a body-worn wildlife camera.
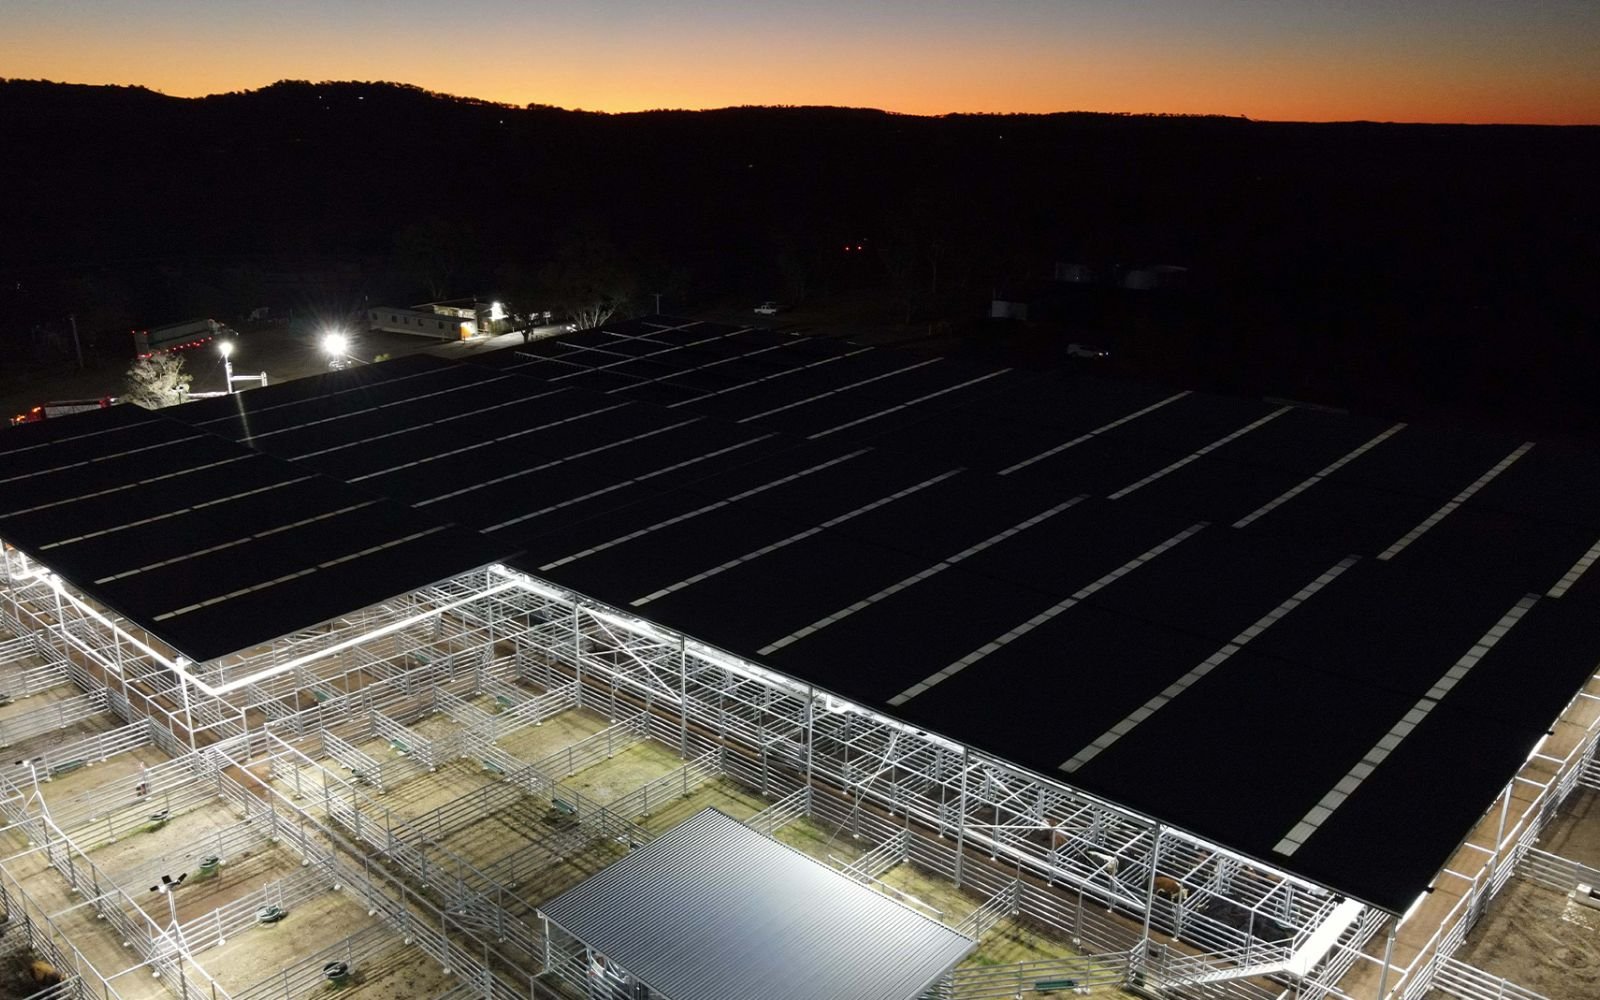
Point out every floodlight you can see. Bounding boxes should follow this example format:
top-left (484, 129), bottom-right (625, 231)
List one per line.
top-left (321, 331), bottom-right (348, 356)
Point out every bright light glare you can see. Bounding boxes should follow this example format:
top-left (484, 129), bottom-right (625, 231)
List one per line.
top-left (217, 339), bottom-right (234, 358)
top-left (321, 331), bottom-right (348, 356)
top-left (490, 301), bottom-right (506, 321)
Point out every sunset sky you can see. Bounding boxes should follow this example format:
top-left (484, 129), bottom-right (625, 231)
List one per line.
top-left (4, 0), bottom-right (1597, 124)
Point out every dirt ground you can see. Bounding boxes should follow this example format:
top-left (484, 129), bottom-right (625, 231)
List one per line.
top-left (495, 709), bottom-right (609, 764)
top-left (191, 889), bottom-right (383, 993)
top-left (335, 943), bottom-right (461, 1000)
top-left (771, 815), bottom-right (867, 866)
top-left (8, 860), bottom-right (168, 999)
top-left (557, 740), bottom-right (683, 805)
top-left (87, 806), bottom-right (310, 930)
top-left (1448, 879), bottom-right (1600, 1000)
top-left (373, 760), bottom-right (498, 823)
top-left (1441, 787), bottom-right (1600, 1000)
top-left (40, 744), bottom-right (173, 812)
top-left (407, 710), bottom-right (467, 742)
top-left (636, 776), bottom-right (766, 833)
top-left (1538, 787), bottom-right (1600, 868)
top-left (0, 682), bottom-right (81, 720)
top-left (3, 710), bottom-right (119, 760)
top-left (88, 803), bottom-right (242, 878)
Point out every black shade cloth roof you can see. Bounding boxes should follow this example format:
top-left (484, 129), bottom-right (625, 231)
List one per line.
top-left (0, 360), bottom-right (506, 661)
top-left (539, 807), bottom-right (974, 1000)
top-left (4, 316), bottom-right (1598, 914)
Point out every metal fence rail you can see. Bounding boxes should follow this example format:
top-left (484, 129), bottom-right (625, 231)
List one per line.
top-left (745, 786), bottom-right (811, 835)
top-left (602, 748), bottom-right (720, 824)
top-left (170, 860), bottom-right (338, 955)
top-left (25, 718), bottom-right (154, 777)
top-left (323, 730), bottom-right (388, 791)
top-left (230, 924), bottom-right (396, 1000)
top-left (530, 712), bottom-right (646, 778)
top-left (1515, 846), bottom-right (1600, 895)
top-left (1434, 958), bottom-right (1551, 1000)
top-left (0, 636), bottom-right (68, 701)
top-left (956, 879), bottom-right (1020, 941)
top-left (0, 689), bottom-right (110, 748)
top-left (947, 951), bottom-right (1131, 1000)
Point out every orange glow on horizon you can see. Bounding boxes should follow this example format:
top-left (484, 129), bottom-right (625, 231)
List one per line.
top-left (3, 10), bottom-right (1596, 126)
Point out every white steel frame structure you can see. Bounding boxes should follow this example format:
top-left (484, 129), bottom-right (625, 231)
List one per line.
top-left (4, 536), bottom-right (1599, 1000)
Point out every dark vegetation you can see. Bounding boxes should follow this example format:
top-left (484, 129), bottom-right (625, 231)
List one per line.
top-left (1, 79), bottom-right (1597, 438)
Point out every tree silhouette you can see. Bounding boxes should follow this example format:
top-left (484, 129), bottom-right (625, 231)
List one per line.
top-left (540, 231), bottom-right (635, 330)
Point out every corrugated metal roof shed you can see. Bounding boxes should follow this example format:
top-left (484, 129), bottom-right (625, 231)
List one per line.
top-left (539, 808), bottom-right (974, 1000)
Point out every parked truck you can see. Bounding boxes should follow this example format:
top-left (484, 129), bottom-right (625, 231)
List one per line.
top-left (9, 398), bottom-right (115, 425)
top-left (133, 318), bottom-right (223, 358)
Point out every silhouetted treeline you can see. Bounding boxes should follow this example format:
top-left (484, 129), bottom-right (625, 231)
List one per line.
top-left (1, 79), bottom-right (1596, 438)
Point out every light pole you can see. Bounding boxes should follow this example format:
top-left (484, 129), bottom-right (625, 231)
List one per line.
top-left (218, 338), bottom-right (236, 394)
top-left (150, 872), bottom-right (190, 968)
top-left (16, 758), bottom-right (51, 848)
top-left (321, 330), bottom-right (352, 370)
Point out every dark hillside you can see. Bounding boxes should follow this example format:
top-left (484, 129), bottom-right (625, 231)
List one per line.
top-left (1, 80), bottom-right (1596, 436)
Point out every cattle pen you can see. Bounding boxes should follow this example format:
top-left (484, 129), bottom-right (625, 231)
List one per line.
top-left (3, 317), bottom-right (1600, 1000)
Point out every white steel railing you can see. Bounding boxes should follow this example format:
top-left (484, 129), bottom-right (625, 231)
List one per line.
top-left (530, 712), bottom-right (646, 777)
top-left (1515, 846), bottom-right (1600, 895)
top-left (946, 951), bottom-right (1131, 1000)
top-left (956, 878), bottom-right (1019, 941)
top-left (0, 689), bottom-right (109, 747)
top-left (167, 861), bottom-right (337, 955)
top-left (1433, 958), bottom-right (1551, 1000)
top-left (745, 786), bottom-right (811, 835)
top-left (23, 718), bottom-right (154, 776)
top-left (230, 924), bottom-right (395, 1000)
top-left (1387, 714), bottom-right (1600, 1000)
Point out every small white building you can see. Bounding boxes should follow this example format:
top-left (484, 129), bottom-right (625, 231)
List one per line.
top-left (366, 299), bottom-right (513, 341)
top-left (367, 306), bottom-right (472, 341)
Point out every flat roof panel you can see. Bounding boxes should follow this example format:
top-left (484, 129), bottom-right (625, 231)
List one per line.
top-left (0, 436), bottom-right (251, 514)
top-left (1083, 528), bottom-right (1348, 645)
top-left (1210, 407), bottom-right (1403, 477)
top-left (952, 374), bottom-right (1180, 430)
top-left (825, 474), bottom-right (1080, 564)
top-left (94, 504), bottom-right (437, 617)
top-left (1468, 441), bottom-right (1600, 532)
top-left (1284, 704), bottom-right (1538, 911)
top-left (859, 409), bottom-right (1093, 474)
top-left (1110, 455), bottom-right (1315, 526)
top-left (1096, 392), bottom-right (1283, 455)
top-left (1246, 561), bottom-right (1532, 699)
top-left (171, 354), bottom-right (452, 425)
top-left (1231, 480), bottom-right (1445, 560)
top-left (1322, 423), bottom-right (1527, 501)
top-left (1383, 505), bottom-right (1598, 600)
top-left (0, 453), bottom-right (286, 545)
top-left (760, 566), bottom-right (1062, 704)
top-left (957, 499), bottom-right (1201, 597)
top-left (37, 476), bottom-right (356, 583)
top-left (898, 604), bottom-right (1221, 763)
top-left (161, 525), bottom-right (502, 662)
top-left (540, 809), bottom-right (972, 1000)
top-left (1066, 647), bottom-right (1427, 903)
top-left (639, 532), bottom-right (933, 655)
top-left (189, 365), bottom-right (497, 441)
top-left (996, 433), bottom-right (1196, 498)
top-left (0, 403), bottom-right (164, 456)
top-left (538, 505), bottom-right (822, 604)
top-left (1430, 597), bottom-right (1600, 734)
